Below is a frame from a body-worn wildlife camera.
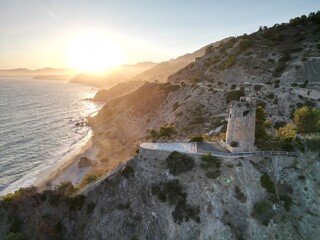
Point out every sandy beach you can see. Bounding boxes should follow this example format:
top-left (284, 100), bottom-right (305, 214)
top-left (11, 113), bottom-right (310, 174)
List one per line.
top-left (34, 133), bottom-right (97, 191)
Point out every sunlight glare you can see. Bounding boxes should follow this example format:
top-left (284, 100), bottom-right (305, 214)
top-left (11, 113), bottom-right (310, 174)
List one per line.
top-left (67, 32), bottom-right (126, 72)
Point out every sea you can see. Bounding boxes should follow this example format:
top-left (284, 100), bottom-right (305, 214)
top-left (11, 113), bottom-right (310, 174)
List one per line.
top-left (0, 77), bottom-right (103, 195)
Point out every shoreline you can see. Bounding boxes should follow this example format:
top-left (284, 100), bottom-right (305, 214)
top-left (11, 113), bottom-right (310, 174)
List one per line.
top-left (0, 130), bottom-right (96, 196)
top-left (34, 132), bottom-right (94, 191)
top-left (0, 77), bottom-right (103, 196)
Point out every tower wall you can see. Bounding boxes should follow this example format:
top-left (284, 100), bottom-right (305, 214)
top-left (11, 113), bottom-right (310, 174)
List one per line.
top-left (226, 97), bottom-right (256, 152)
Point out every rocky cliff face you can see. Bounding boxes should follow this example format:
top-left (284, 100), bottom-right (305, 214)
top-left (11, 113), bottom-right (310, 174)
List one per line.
top-left (1, 151), bottom-right (319, 239)
top-left (92, 81), bottom-right (145, 102)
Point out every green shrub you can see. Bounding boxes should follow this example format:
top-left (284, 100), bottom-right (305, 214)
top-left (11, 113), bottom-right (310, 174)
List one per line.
top-left (172, 200), bottom-right (200, 224)
top-left (151, 179), bottom-right (186, 204)
top-left (296, 102), bottom-right (304, 108)
top-left (67, 195), bottom-right (86, 211)
top-left (205, 45), bottom-right (213, 54)
top-left (85, 174), bottom-right (98, 184)
top-left (5, 232), bottom-right (23, 240)
top-left (274, 63), bottom-right (286, 77)
top-left (260, 173), bottom-right (276, 194)
top-left (9, 217), bottom-right (22, 233)
top-left (299, 80), bottom-right (309, 88)
top-left (219, 37), bottom-right (237, 52)
top-left (235, 186), bottom-right (246, 203)
top-left (278, 53), bottom-right (291, 62)
top-left (148, 129), bottom-right (158, 140)
top-left (274, 79), bottom-right (280, 88)
top-left (151, 183), bottom-right (167, 202)
top-left (86, 202), bottom-right (96, 214)
top-left (48, 193), bottom-right (61, 206)
top-left (255, 106), bottom-right (269, 143)
top-left (121, 165), bottom-right (134, 178)
top-left (1, 187), bottom-right (38, 205)
top-left (226, 89), bottom-right (245, 103)
top-left (54, 221), bottom-right (63, 233)
top-left (276, 123), bottom-right (297, 142)
top-left (189, 135), bottom-right (204, 142)
top-left (304, 136), bottom-right (320, 152)
top-left (201, 154), bottom-right (221, 179)
top-left (294, 106), bottom-right (320, 133)
top-left (166, 151), bottom-right (195, 176)
top-left (221, 55), bottom-right (236, 69)
top-left (205, 170), bottom-right (221, 179)
top-left (201, 154), bottom-right (218, 162)
top-left (252, 201), bottom-right (272, 216)
top-left (159, 125), bottom-right (178, 138)
top-left (149, 125), bottom-right (178, 140)
top-left (254, 85), bottom-right (262, 91)
top-left (117, 203), bottom-right (130, 210)
top-left (55, 181), bottom-right (76, 197)
top-left (267, 93), bottom-right (274, 99)
top-left (279, 195), bottom-right (293, 211)
top-left (238, 39), bottom-right (252, 52)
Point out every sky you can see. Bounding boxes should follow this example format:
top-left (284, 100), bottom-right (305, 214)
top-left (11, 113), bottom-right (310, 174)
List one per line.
top-left (0, 0), bottom-right (320, 70)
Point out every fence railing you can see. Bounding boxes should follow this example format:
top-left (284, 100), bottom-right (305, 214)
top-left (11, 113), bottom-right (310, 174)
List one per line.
top-left (72, 162), bottom-right (127, 197)
top-left (197, 150), bottom-right (298, 158)
top-left (74, 145), bottom-right (298, 196)
top-left (298, 132), bottom-right (320, 138)
top-left (140, 144), bottom-right (298, 158)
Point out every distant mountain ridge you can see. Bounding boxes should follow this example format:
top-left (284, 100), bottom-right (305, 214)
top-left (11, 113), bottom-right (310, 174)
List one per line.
top-left (69, 62), bottom-right (158, 88)
top-left (0, 67), bottom-right (77, 81)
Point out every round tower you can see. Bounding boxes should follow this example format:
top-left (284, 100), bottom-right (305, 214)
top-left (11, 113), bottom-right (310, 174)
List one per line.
top-left (225, 97), bottom-right (256, 152)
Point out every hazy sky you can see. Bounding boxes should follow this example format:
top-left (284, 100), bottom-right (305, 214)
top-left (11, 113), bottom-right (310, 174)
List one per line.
top-left (1, 0), bottom-right (320, 69)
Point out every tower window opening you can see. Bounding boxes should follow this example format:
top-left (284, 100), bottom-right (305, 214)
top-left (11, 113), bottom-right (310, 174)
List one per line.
top-left (243, 110), bottom-right (249, 116)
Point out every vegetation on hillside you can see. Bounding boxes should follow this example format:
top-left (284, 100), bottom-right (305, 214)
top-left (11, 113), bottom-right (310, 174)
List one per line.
top-left (148, 125), bottom-right (178, 141)
top-left (293, 106), bottom-right (320, 133)
top-left (166, 151), bottom-right (195, 176)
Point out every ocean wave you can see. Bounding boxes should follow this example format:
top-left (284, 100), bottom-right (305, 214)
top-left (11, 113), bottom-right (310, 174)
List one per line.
top-left (0, 78), bottom-right (101, 196)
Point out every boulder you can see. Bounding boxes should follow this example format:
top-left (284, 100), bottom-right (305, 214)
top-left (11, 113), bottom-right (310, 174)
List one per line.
top-left (78, 157), bottom-right (97, 168)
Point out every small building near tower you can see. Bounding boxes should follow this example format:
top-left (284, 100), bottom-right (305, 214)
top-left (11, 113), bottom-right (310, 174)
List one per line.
top-left (225, 97), bottom-right (256, 152)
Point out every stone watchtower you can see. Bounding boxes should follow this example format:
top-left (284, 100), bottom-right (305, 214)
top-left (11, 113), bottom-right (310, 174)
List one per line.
top-left (225, 97), bottom-right (256, 152)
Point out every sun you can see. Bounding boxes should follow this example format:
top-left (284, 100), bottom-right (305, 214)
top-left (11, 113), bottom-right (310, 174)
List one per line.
top-left (67, 32), bottom-right (126, 72)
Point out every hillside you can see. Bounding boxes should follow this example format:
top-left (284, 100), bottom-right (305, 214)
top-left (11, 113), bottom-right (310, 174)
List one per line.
top-left (168, 17), bottom-right (320, 124)
top-left (88, 39), bottom-right (228, 99)
top-left (1, 150), bottom-right (319, 239)
top-left (132, 39), bottom-right (230, 83)
top-left (92, 81), bottom-right (145, 102)
top-left (87, 12), bottom-right (320, 172)
top-left (69, 62), bottom-right (157, 88)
